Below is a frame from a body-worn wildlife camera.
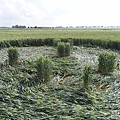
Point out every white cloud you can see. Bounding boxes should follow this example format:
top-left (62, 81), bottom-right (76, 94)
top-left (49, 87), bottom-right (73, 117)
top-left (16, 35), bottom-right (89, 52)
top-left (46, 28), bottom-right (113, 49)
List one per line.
top-left (0, 0), bottom-right (120, 27)
top-left (0, 0), bottom-right (46, 27)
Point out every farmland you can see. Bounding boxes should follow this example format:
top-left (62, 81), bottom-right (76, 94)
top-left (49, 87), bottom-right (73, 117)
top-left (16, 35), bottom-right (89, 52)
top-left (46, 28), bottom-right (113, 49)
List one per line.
top-left (1, 28), bottom-right (120, 41)
top-left (0, 29), bottom-right (120, 119)
top-left (0, 28), bottom-right (120, 50)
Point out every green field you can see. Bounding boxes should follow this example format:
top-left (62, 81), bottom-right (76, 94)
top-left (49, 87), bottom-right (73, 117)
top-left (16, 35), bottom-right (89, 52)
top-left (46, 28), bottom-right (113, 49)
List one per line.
top-left (0, 28), bottom-right (120, 119)
top-left (0, 46), bottom-right (120, 119)
top-left (0, 28), bottom-right (120, 41)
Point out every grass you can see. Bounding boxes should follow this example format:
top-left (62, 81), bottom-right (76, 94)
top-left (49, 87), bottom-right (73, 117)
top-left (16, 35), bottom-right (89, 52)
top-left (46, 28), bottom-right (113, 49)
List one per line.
top-left (0, 28), bottom-right (120, 41)
top-left (0, 28), bottom-right (120, 51)
top-left (0, 28), bottom-right (120, 119)
top-left (0, 46), bottom-right (120, 119)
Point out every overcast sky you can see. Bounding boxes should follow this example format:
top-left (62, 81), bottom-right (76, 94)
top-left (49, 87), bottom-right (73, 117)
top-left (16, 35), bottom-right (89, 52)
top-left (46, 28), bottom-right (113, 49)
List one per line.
top-left (0, 0), bottom-right (120, 27)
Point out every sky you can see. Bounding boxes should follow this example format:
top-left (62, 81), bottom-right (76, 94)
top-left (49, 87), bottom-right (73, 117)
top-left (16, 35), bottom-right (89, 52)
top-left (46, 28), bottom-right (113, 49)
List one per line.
top-left (0, 0), bottom-right (120, 27)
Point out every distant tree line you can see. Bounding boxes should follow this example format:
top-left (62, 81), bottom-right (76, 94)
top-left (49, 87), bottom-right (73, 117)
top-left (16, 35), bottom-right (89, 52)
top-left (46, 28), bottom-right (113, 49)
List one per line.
top-left (11, 25), bottom-right (120, 29)
top-left (28, 26), bottom-right (54, 29)
top-left (12, 25), bottom-right (26, 28)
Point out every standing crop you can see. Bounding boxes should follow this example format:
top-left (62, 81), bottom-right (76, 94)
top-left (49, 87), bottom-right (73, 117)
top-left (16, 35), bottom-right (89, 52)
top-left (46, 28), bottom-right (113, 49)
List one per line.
top-left (57, 42), bottom-right (71, 57)
top-left (36, 56), bottom-right (53, 83)
top-left (98, 52), bottom-right (117, 73)
top-left (8, 47), bottom-right (19, 66)
top-left (83, 64), bottom-right (93, 89)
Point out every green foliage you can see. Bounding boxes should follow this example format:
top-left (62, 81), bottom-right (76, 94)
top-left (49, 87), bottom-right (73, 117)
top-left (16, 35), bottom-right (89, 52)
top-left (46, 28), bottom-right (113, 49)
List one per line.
top-left (98, 51), bottom-right (117, 73)
top-left (57, 42), bottom-right (65, 57)
top-left (8, 47), bottom-right (19, 66)
top-left (0, 29), bottom-right (120, 50)
top-left (0, 46), bottom-right (120, 119)
top-left (36, 56), bottom-right (53, 83)
top-left (64, 42), bottom-right (71, 56)
top-left (57, 42), bottom-right (71, 57)
top-left (83, 64), bottom-right (93, 89)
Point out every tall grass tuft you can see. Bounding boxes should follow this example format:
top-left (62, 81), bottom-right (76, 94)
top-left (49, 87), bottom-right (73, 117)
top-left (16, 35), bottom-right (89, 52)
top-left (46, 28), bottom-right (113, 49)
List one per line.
top-left (83, 64), bottom-right (93, 89)
top-left (36, 56), bottom-right (53, 83)
top-left (64, 42), bottom-right (71, 56)
top-left (57, 42), bottom-right (71, 57)
top-left (98, 51), bottom-right (117, 73)
top-left (8, 47), bottom-right (19, 66)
